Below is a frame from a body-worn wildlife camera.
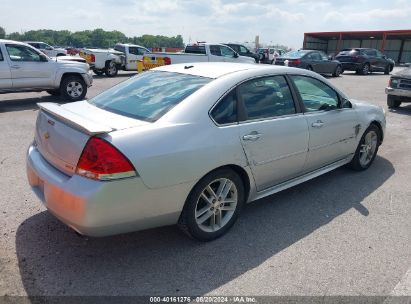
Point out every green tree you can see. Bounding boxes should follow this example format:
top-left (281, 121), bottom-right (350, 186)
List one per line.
top-left (0, 26), bottom-right (6, 39)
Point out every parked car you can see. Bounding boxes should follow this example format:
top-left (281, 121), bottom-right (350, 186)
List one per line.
top-left (142, 43), bottom-right (255, 70)
top-left (0, 39), bottom-right (92, 101)
top-left (79, 43), bottom-right (151, 77)
top-left (223, 43), bottom-right (260, 63)
top-left (257, 48), bottom-right (283, 64)
top-left (385, 65), bottom-right (411, 108)
top-left (335, 48), bottom-right (395, 75)
top-left (26, 62), bottom-right (385, 241)
top-left (66, 47), bottom-right (80, 56)
top-left (25, 41), bottom-right (67, 57)
top-left (275, 50), bottom-right (343, 77)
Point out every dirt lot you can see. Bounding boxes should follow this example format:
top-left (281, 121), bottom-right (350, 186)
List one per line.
top-left (0, 69), bottom-right (410, 299)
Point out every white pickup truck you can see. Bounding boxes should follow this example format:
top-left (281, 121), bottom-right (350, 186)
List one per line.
top-left (0, 39), bottom-right (93, 101)
top-left (79, 43), bottom-right (151, 77)
top-left (141, 43), bottom-right (255, 70)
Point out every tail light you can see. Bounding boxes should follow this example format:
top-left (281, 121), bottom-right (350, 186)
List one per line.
top-left (164, 57), bottom-right (171, 65)
top-left (289, 59), bottom-right (301, 65)
top-left (88, 54), bottom-right (95, 63)
top-left (76, 137), bottom-right (136, 181)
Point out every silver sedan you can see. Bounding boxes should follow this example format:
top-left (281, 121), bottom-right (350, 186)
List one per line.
top-left (26, 62), bottom-right (386, 241)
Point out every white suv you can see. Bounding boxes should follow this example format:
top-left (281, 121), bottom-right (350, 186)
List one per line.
top-left (25, 41), bottom-right (67, 57)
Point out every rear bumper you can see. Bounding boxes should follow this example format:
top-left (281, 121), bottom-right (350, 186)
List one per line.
top-left (26, 145), bottom-right (189, 237)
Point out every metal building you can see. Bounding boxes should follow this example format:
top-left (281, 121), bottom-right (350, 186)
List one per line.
top-left (303, 30), bottom-right (411, 63)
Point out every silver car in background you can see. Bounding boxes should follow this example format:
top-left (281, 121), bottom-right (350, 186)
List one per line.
top-left (26, 62), bottom-right (386, 241)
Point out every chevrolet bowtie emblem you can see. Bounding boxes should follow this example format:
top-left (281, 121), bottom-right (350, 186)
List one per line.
top-left (44, 132), bottom-right (50, 139)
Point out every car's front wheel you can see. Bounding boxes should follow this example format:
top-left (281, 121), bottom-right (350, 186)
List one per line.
top-left (333, 65), bottom-right (342, 77)
top-left (178, 168), bottom-right (245, 241)
top-left (105, 61), bottom-right (118, 77)
top-left (360, 63), bottom-right (370, 75)
top-left (348, 124), bottom-right (380, 171)
top-left (387, 95), bottom-right (401, 108)
top-left (60, 75), bottom-right (87, 101)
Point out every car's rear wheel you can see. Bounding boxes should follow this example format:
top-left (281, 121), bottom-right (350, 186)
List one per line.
top-left (178, 169), bottom-right (245, 241)
top-left (105, 61), bottom-right (118, 77)
top-left (387, 95), bottom-right (401, 108)
top-left (360, 63), bottom-right (370, 75)
top-left (307, 65), bottom-right (313, 71)
top-left (60, 75), bottom-right (87, 101)
top-left (333, 65), bottom-right (342, 77)
top-left (347, 124), bottom-right (380, 171)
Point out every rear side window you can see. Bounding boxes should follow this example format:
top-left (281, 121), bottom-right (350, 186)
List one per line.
top-left (114, 45), bottom-right (126, 53)
top-left (211, 90), bottom-right (237, 125)
top-left (185, 45), bottom-right (206, 54)
top-left (210, 45), bottom-right (221, 56)
top-left (89, 71), bottom-right (211, 122)
top-left (0, 49), bottom-right (3, 61)
top-left (238, 76), bottom-right (296, 121)
top-left (337, 49), bottom-right (359, 56)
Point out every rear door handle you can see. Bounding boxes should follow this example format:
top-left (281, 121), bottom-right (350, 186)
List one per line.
top-left (311, 120), bottom-right (324, 128)
top-left (11, 65), bottom-right (21, 69)
top-left (242, 132), bottom-right (261, 141)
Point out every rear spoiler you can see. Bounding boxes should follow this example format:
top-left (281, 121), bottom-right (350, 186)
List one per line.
top-left (37, 102), bottom-right (114, 135)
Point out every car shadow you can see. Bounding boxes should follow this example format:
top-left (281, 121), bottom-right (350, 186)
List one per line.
top-left (16, 156), bottom-right (394, 296)
top-left (92, 72), bottom-right (138, 79)
top-left (341, 71), bottom-right (388, 77)
top-left (0, 95), bottom-right (63, 113)
top-left (389, 104), bottom-right (411, 116)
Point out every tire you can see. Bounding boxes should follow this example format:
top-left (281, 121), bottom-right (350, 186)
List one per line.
top-left (387, 95), bottom-right (401, 108)
top-left (347, 124), bottom-right (380, 171)
top-left (60, 75), bottom-right (87, 101)
top-left (389, 65), bottom-right (394, 72)
top-left (93, 69), bottom-right (104, 76)
top-left (105, 61), bottom-right (118, 77)
top-left (46, 90), bottom-right (61, 96)
top-left (178, 168), bottom-right (245, 241)
top-left (384, 65), bottom-right (390, 75)
top-left (333, 65), bottom-right (342, 77)
top-left (360, 63), bottom-right (370, 75)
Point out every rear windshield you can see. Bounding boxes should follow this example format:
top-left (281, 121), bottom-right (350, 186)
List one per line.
top-left (282, 50), bottom-right (308, 58)
top-left (185, 45), bottom-right (206, 54)
top-left (337, 49), bottom-right (360, 56)
top-left (89, 71), bottom-right (211, 122)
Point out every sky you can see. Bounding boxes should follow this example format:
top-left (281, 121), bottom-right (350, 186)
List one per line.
top-left (1, 0), bottom-right (410, 49)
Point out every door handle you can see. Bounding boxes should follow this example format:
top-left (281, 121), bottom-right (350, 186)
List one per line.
top-left (242, 132), bottom-right (261, 141)
top-left (311, 120), bottom-right (324, 128)
top-left (11, 65), bottom-right (21, 69)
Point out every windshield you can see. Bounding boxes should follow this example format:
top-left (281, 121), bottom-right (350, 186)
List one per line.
top-left (282, 50), bottom-right (308, 58)
top-left (89, 71), bottom-right (212, 122)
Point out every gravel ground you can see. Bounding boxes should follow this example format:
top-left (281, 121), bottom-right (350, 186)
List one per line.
top-left (0, 68), bottom-right (410, 299)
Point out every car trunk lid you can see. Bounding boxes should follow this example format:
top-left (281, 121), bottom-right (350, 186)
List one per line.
top-left (35, 101), bottom-right (148, 176)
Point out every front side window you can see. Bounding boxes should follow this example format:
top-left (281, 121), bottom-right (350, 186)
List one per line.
top-left (114, 45), bottom-right (126, 53)
top-left (238, 76), bottom-right (296, 121)
top-left (291, 76), bottom-right (339, 112)
top-left (240, 46), bottom-right (248, 53)
top-left (220, 46), bottom-right (235, 57)
top-left (89, 71), bottom-right (211, 122)
top-left (210, 45), bottom-right (222, 56)
top-left (211, 90), bottom-right (237, 125)
top-left (6, 44), bottom-right (42, 62)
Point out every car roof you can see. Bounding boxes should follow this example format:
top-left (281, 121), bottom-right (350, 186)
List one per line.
top-left (153, 62), bottom-right (298, 79)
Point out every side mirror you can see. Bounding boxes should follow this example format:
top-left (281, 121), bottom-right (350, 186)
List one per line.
top-left (340, 98), bottom-right (352, 109)
top-left (233, 52), bottom-right (239, 58)
top-left (39, 54), bottom-right (48, 62)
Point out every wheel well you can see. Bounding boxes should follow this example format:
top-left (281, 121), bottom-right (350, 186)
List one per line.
top-left (370, 120), bottom-right (384, 144)
top-left (207, 165), bottom-right (251, 202)
top-left (60, 73), bottom-right (82, 86)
